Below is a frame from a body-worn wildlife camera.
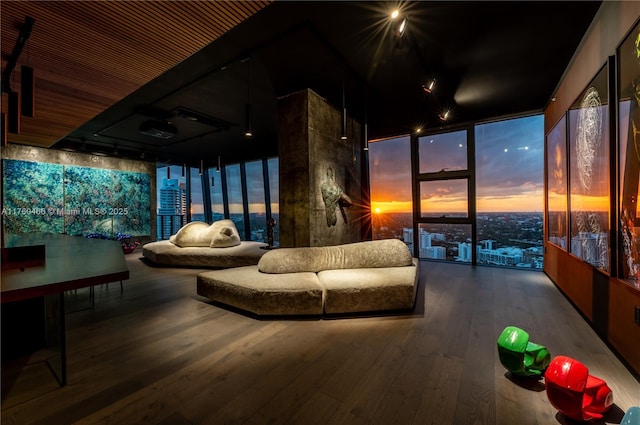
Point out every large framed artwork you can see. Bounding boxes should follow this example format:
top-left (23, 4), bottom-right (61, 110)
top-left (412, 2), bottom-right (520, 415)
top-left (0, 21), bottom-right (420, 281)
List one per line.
top-left (546, 116), bottom-right (568, 250)
top-left (2, 159), bottom-right (151, 238)
top-left (618, 19), bottom-right (640, 280)
top-left (568, 65), bottom-right (610, 271)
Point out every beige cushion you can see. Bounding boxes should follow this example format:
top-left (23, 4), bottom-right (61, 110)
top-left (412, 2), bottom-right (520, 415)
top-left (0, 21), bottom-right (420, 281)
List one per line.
top-left (197, 266), bottom-right (324, 315)
top-left (319, 259), bottom-right (419, 314)
top-left (170, 219), bottom-right (241, 248)
top-left (258, 239), bottom-right (413, 274)
top-left (171, 221), bottom-right (212, 247)
top-left (209, 220), bottom-right (241, 248)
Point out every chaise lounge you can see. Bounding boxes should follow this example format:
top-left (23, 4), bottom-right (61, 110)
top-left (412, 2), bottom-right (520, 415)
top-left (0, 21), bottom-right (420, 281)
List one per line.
top-left (196, 238), bottom-right (420, 316)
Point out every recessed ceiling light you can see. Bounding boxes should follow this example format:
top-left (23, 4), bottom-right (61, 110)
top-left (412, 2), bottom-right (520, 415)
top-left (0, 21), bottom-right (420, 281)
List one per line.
top-left (391, 9), bottom-right (400, 19)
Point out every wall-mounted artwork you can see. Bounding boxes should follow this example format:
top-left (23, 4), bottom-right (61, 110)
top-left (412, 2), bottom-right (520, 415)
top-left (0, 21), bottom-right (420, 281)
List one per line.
top-left (64, 165), bottom-right (113, 236)
top-left (2, 159), bottom-right (151, 238)
top-left (568, 65), bottom-right (610, 271)
top-left (112, 170), bottom-right (151, 236)
top-left (2, 159), bottom-right (64, 234)
top-left (618, 20), bottom-right (640, 280)
top-left (546, 116), bottom-right (568, 250)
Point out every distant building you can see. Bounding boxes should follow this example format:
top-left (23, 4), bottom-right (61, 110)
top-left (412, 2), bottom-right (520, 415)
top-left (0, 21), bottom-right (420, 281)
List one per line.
top-left (157, 179), bottom-right (185, 239)
top-left (477, 246), bottom-right (522, 266)
top-left (458, 242), bottom-right (472, 262)
top-left (403, 227), bottom-right (413, 244)
top-left (421, 246), bottom-right (446, 260)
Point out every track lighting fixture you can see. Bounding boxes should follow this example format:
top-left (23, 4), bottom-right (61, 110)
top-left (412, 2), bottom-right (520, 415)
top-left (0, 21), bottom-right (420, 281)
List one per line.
top-left (438, 110), bottom-right (451, 122)
top-left (390, 9), bottom-right (407, 38)
top-left (422, 79), bottom-right (435, 94)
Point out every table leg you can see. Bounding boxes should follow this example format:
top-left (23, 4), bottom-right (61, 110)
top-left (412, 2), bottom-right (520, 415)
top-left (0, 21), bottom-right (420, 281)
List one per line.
top-left (44, 293), bottom-right (66, 387)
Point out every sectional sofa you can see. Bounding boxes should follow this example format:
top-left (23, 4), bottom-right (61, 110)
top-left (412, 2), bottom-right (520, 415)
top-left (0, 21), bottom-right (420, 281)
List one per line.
top-left (196, 238), bottom-right (420, 316)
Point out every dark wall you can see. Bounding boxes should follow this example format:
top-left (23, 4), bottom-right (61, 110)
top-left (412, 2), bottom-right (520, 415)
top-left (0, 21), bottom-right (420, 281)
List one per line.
top-left (278, 89), bottom-right (364, 247)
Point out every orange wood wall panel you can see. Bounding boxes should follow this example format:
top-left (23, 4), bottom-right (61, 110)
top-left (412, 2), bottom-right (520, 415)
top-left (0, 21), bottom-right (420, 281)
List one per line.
top-left (544, 243), bottom-right (593, 321)
top-left (609, 279), bottom-right (640, 374)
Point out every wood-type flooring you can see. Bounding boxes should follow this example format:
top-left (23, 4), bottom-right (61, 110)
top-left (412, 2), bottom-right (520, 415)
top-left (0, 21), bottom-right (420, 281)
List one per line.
top-left (2, 254), bottom-right (639, 424)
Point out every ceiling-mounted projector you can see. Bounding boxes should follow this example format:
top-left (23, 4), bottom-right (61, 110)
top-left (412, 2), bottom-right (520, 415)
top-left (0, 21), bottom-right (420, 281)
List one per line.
top-left (139, 120), bottom-right (177, 139)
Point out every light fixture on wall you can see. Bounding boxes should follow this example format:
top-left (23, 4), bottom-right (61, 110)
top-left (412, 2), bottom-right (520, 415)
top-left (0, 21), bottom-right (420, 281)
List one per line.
top-left (244, 58), bottom-right (253, 138)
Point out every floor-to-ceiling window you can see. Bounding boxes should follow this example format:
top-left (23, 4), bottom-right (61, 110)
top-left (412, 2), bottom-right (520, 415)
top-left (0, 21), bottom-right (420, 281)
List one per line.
top-left (245, 159), bottom-right (266, 242)
top-left (369, 113), bottom-right (545, 269)
top-left (208, 164), bottom-right (224, 222)
top-left (368, 135), bottom-right (413, 247)
top-left (267, 157), bottom-right (280, 247)
top-left (224, 163), bottom-right (245, 239)
top-left (417, 130), bottom-right (473, 262)
top-left (156, 158), bottom-right (278, 244)
top-left (475, 115), bottom-right (544, 269)
top-left (189, 165), bottom-right (205, 223)
top-left (156, 165), bottom-right (186, 240)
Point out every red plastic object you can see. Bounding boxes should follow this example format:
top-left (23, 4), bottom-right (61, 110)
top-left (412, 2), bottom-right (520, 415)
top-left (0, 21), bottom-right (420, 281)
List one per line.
top-left (544, 356), bottom-right (613, 422)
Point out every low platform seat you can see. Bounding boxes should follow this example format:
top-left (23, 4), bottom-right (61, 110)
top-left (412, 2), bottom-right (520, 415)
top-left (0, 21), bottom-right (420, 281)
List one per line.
top-left (197, 239), bottom-right (419, 316)
top-left (142, 220), bottom-right (267, 268)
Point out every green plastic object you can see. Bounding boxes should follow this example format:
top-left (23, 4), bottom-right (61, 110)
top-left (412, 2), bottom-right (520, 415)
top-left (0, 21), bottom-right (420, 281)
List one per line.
top-left (497, 326), bottom-right (551, 377)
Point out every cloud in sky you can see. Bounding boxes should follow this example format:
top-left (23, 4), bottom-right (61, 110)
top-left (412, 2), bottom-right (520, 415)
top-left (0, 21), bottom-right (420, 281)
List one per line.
top-left (369, 114), bottom-right (545, 213)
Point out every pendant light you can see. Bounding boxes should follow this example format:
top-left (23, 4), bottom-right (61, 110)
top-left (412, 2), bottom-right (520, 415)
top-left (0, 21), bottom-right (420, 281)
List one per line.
top-left (244, 58), bottom-right (253, 138)
top-left (340, 82), bottom-right (347, 140)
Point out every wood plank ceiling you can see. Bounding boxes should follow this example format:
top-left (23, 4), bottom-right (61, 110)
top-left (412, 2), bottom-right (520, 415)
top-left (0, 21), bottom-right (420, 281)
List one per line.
top-left (1, 1), bottom-right (272, 149)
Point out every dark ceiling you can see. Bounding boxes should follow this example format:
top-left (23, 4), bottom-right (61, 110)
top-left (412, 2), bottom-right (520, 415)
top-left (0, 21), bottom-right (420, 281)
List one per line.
top-left (56, 1), bottom-right (602, 167)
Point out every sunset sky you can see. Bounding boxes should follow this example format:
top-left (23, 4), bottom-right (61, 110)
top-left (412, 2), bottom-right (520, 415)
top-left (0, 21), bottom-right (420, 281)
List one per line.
top-left (160, 115), bottom-right (548, 216)
top-left (369, 114), bottom-right (545, 214)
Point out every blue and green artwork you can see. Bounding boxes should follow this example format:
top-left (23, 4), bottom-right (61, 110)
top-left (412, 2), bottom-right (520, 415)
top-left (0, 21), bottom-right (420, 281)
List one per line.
top-left (2, 159), bottom-right (151, 238)
top-left (2, 160), bottom-right (65, 234)
top-left (112, 170), bottom-right (151, 236)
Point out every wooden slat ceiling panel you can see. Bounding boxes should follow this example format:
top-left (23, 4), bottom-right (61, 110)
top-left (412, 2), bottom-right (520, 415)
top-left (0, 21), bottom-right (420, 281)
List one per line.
top-left (1, 0), bottom-right (271, 148)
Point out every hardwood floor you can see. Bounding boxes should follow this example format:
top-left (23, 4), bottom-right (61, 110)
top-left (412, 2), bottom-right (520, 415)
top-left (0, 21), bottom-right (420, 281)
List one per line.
top-left (2, 255), bottom-right (639, 424)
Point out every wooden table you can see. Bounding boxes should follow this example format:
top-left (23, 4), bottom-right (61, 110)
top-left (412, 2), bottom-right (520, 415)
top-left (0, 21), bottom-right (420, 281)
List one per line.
top-left (1, 233), bottom-right (130, 386)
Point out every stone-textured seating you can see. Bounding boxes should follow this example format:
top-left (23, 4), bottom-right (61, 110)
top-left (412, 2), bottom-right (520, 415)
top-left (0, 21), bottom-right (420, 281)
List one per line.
top-left (197, 239), bottom-right (419, 316)
top-left (142, 220), bottom-right (267, 268)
